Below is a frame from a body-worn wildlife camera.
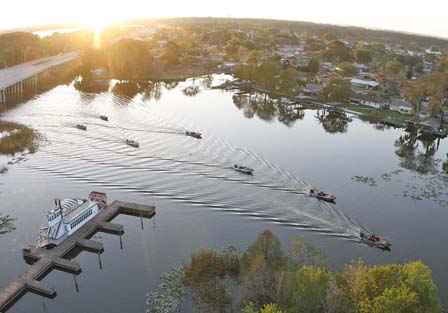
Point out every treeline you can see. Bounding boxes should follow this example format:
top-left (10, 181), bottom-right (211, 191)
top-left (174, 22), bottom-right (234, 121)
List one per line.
top-left (147, 230), bottom-right (441, 313)
top-left (0, 30), bottom-right (93, 68)
top-left (76, 37), bottom-right (214, 81)
top-left (146, 17), bottom-right (448, 50)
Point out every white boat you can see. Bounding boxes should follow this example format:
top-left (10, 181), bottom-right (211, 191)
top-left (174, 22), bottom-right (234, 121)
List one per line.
top-left (37, 191), bottom-right (107, 248)
top-left (126, 139), bottom-right (139, 148)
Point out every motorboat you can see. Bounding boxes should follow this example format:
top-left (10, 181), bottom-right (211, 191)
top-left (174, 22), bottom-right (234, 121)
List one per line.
top-left (233, 164), bottom-right (254, 175)
top-left (185, 131), bottom-right (202, 139)
top-left (100, 115), bottom-right (109, 121)
top-left (360, 232), bottom-right (392, 250)
top-left (125, 139), bottom-right (139, 148)
top-left (33, 191), bottom-right (107, 248)
top-left (76, 124), bottom-right (87, 131)
top-left (307, 189), bottom-right (336, 203)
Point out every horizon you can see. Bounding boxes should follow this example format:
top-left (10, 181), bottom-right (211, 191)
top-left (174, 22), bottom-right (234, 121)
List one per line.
top-left (1, 0), bottom-right (447, 39)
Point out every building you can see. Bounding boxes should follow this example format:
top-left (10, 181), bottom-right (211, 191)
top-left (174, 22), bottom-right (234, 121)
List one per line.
top-left (301, 83), bottom-right (323, 99)
top-left (390, 99), bottom-right (413, 115)
top-left (350, 94), bottom-right (390, 109)
top-left (350, 78), bottom-right (379, 90)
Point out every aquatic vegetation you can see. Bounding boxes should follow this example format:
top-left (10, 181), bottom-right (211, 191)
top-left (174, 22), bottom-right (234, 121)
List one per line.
top-left (0, 120), bottom-right (40, 155)
top-left (352, 176), bottom-right (377, 186)
top-left (0, 214), bottom-right (15, 235)
top-left (146, 267), bottom-right (187, 313)
top-left (147, 230), bottom-right (441, 313)
top-left (380, 170), bottom-right (403, 182)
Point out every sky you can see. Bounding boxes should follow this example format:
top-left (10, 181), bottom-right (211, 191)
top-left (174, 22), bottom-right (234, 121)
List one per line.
top-left (1, 0), bottom-right (447, 38)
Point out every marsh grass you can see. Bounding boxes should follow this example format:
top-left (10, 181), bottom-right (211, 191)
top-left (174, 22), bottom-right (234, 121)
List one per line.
top-left (0, 120), bottom-right (40, 155)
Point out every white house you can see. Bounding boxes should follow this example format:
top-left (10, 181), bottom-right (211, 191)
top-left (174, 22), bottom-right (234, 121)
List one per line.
top-left (350, 78), bottom-right (379, 90)
top-left (350, 94), bottom-right (390, 109)
top-left (390, 99), bottom-right (413, 115)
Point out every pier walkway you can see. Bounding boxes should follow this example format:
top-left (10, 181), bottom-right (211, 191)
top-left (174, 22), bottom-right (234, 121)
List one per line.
top-left (0, 200), bottom-right (155, 312)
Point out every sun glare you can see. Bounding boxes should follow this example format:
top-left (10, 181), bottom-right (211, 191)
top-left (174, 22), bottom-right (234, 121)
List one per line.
top-left (91, 21), bottom-right (105, 49)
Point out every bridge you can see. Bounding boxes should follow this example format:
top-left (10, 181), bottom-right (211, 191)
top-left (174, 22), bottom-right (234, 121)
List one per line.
top-left (0, 52), bottom-right (78, 104)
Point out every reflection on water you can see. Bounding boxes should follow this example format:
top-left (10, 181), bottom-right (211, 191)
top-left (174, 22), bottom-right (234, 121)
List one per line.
top-left (394, 130), bottom-right (440, 175)
top-left (232, 93), bottom-right (305, 127)
top-left (315, 109), bottom-right (352, 134)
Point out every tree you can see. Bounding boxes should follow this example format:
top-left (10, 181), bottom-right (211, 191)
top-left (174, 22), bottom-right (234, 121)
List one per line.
top-left (247, 50), bottom-right (264, 66)
top-left (415, 64), bottom-right (424, 74)
top-left (161, 41), bottom-right (182, 67)
top-left (326, 40), bottom-right (353, 62)
top-left (307, 58), bottom-right (320, 74)
top-left (386, 61), bottom-right (405, 75)
top-left (340, 259), bottom-right (441, 313)
top-left (279, 68), bottom-right (299, 96)
top-left (355, 49), bottom-right (372, 64)
top-left (255, 60), bottom-right (281, 91)
top-left (322, 77), bottom-right (352, 102)
top-left (109, 39), bottom-right (151, 78)
top-left (338, 62), bottom-right (359, 77)
top-left (403, 81), bottom-right (426, 118)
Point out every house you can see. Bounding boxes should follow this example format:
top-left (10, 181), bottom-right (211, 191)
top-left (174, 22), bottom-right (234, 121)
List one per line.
top-left (354, 63), bottom-right (369, 72)
top-left (222, 62), bottom-right (238, 71)
top-left (390, 99), bottom-right (413, 115)
top-left (350, 94), bottom-right (390, 109)
top-left (350, 78), bottom-right (379, 90)
top-left (301, 83), bottom-right (323, 99)
top-left (423, 60), bottom-right (433, 74)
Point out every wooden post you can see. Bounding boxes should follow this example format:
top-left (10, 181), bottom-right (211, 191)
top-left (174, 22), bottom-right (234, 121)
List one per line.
top-left (73, 275), bottom-right (79, 293)
top-left (97, 252), bottom-right (102, 270)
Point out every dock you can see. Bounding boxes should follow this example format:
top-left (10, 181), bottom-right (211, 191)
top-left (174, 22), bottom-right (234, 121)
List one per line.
top-left (0, 200), bottom-right (155, 312)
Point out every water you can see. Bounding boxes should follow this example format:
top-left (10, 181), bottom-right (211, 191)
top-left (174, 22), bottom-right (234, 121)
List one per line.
top-left (33, 28), bottom-right (81, 38)
top-left (1, 74), bottom-right (447, 312)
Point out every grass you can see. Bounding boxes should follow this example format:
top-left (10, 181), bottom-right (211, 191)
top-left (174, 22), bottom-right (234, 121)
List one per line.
top-left (134, 64), bottom-right (218, 81)
top-left (0, 120), bottom-right (40, 155)
top-left (340, 102), bottom-right (410, 122)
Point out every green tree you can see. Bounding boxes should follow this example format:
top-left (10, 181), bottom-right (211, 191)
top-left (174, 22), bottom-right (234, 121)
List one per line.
top-left (386, 61), bottom-right (405, 75)
top-left (247, 50), bottom-right (264, 66)
top-left (109, 39), bottom-right (151, 78)
top-left (255, 60), bottom-right (281, 91)
top-left (161, 41), bottom-right (182, 67)
top-left (338, 62), bottom-right (359, 77)
top-left (355, 49), bottom-right (372, 64)
top-left (326, 41), bottom-right (353, 62)
top-left (307, 58), bottom-right (320, 74)
top-left (322, 77), bottom-right (352, 102)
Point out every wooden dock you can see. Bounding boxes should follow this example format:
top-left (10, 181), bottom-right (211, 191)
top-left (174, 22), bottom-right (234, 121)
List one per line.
top-left (0, 200), bottom-right (155, 312)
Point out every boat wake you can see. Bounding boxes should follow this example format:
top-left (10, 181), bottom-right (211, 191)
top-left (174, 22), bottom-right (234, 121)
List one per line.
top-left (3, 87), bottom-right (365, 242)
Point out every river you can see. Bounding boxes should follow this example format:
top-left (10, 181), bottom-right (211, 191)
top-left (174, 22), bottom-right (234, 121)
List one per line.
top-left (1, 74), bottom-right (447, 312)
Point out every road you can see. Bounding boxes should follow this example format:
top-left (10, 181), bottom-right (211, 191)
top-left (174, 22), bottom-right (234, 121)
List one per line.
top-left (0, 52), bottom-right (78, 90)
